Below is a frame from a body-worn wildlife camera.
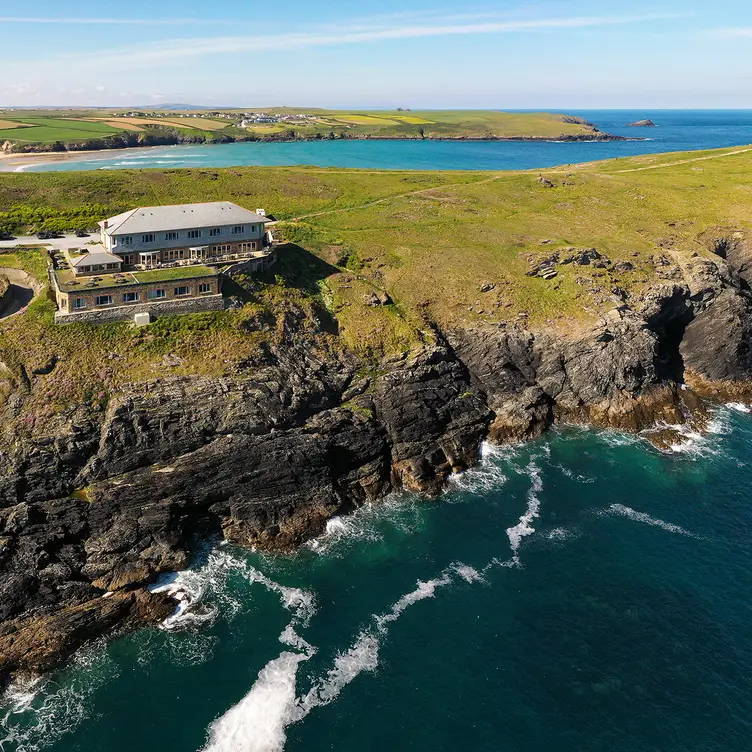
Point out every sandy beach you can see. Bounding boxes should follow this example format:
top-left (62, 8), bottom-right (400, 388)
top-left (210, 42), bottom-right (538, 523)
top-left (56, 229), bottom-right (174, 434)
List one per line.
top-left (0, 147), bottom-right (160, 172)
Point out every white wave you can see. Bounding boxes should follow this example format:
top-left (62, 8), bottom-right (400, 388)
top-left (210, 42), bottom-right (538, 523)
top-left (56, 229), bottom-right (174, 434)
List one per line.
top-left (202, 651), bottom-right (310, 752)
top-left (506, 461), bottom-right (543, 562)
top-left (204, 558), bottom-right (482, 751)
top-left (545, 526), bottom-right (578, 542)
top-left (727, 402), bottom-right (751, 414)
top-left (604, 504), bottom-right (700, 538)
top-left (448, 441), bottom-right (515, 494)
top-left (0, 640), bottom-right (117, 752)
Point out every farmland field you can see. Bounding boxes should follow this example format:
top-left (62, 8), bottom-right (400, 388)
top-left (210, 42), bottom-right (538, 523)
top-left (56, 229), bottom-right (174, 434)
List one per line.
top-left (0, 117), bottom-right (122, 142)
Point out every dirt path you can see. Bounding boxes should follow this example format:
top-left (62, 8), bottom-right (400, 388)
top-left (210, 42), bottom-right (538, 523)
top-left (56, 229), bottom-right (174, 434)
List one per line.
top-left (613, 145), bottom-right (752, 173)
top-left (289, 173), bottom-right (504, 221)
top-left (0, 268), bottom-right (42, 321)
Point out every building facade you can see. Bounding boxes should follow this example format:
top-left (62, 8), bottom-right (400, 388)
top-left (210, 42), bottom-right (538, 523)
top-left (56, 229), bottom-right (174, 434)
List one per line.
top-left (99, 202), bottom-right (273, 267)
top-left (52, 201), bottom-right (278, 324)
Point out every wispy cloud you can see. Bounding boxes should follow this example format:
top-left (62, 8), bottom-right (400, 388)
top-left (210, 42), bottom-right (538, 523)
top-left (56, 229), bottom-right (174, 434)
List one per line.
top-left (709, 27), bottom-right (752, 38)
top-left (0, 16), bottom-right (233, 25)
top-left (49, 12), bottom-right (686, 70)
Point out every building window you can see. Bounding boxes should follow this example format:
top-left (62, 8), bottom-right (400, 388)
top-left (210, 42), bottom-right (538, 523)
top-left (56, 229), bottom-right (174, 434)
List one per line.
top-left (209, 228), bottom-right (222, 237)
top-left (148, 288), bottom-right (166, 300)
top-left (71, 297), bottom-right (86, 310)
top-left (188, 230), bottom-right (202, 239)
top-left (121, 254), bottom-right (135, 265)
top-left (141, 234), bottom-right (156, 243)
top-left (198, 283), bottom-right (212, 294)
top-left (118, 236), bottom-right (133, 246)
top-left (95, 295), bottom-right (113, 306)
top-left (122, 292), bottom-right (140, 303)
top-left (232, 226), bottom-right (245, 235)
top-left (165, 231), bottom-right (179, 241)
top-left (174, 286), bottom-right (190, 297)
top-left (106, 263), bottom-right (119, 270)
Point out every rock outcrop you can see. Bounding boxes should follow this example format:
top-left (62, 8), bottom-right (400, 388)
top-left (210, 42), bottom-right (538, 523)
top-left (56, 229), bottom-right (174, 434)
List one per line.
top-left (2, 246), bottom-right (752, 688)
top-left (626, 119), bottom-right (657, 127)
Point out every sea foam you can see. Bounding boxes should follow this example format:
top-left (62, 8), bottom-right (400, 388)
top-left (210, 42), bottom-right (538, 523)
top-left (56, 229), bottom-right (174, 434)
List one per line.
top-left (604, 504), bottom-right (700, 538)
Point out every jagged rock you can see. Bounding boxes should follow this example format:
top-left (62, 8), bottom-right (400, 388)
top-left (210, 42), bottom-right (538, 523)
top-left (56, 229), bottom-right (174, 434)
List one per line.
top-left (3, 247), bottom-right (752, 687)
top-left (626, 119), bottom-right (657, 127)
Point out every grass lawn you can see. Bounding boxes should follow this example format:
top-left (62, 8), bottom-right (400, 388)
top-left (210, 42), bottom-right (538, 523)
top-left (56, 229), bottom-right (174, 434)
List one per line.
top-left (135, 265), bottom-right (218, 283)
top-left (0, 117), bottom-right (122, 143)
top-left (1, 144), bottom-right (752, 432)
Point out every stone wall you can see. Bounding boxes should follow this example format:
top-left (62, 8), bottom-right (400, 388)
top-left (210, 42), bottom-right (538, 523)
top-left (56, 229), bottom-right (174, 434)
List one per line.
top-left (54, 293), bottom-right (224, 324)
top-left (56, 273), bottom-right (220, 313)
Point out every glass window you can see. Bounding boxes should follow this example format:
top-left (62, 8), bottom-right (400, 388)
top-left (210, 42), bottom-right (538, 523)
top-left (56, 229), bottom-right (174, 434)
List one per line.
top-left (174, 286), bottom-right (190, 296)
top-left (119, 236), bottom-right (133, 246)
top-left (71, 297), bottom-right (86, 309)
top-left (122, 292), bottom-right (140, 303)
top-left (148, 288), bottom-right (166, 300)
top-left (95, 295), bottom-right (113, 306)
top-left (141, 234), bottom-right (155, 243)
top-left (198, 283), bottom-right (212, 294)
top-left (188, 229), bottom-right (202, 239)
top-left (232, 225), bottom-right (245, 235)
top-left (165, 231), bottom-right (179, 241)
top-left (209, 228), bottom-right (222, 237)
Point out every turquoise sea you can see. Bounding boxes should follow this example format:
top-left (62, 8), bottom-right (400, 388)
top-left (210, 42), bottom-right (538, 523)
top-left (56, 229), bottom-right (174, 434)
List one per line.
top-left (17, 110), bottom-right (752, 172)
top-left (2, 405), bottom-right (752, 752)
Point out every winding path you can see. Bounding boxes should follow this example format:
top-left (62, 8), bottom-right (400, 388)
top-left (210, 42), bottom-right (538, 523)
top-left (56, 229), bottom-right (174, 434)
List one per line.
top-left (0, 268), bottom-right (42, 321)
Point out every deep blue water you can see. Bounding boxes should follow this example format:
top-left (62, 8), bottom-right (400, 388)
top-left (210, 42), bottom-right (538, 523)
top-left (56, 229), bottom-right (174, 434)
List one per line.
top-left (2, 406), bottom-right (752, 752)
top-left (18, 110), bottom-right (752, 172)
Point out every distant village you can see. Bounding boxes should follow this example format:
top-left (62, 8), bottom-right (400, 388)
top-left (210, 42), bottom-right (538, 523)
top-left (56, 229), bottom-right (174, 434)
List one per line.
top-left (113, 111), bottom-right (322, 127)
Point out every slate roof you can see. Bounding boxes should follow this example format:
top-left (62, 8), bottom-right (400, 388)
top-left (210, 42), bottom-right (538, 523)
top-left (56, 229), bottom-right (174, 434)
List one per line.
top-left (99, 202), bottom-right (272, 236)
top-left (70, 250), bottom-right (123, 267)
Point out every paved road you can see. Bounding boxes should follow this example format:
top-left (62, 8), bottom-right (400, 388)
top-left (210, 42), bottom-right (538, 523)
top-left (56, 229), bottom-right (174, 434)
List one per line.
top-left (0, 234), bottom-right (96, 251)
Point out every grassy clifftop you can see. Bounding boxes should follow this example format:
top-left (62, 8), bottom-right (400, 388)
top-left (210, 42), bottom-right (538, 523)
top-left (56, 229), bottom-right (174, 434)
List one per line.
top-left (0, 109), bottom-right (608, 150)
top-left (1, 145), bottom-right (751, 426)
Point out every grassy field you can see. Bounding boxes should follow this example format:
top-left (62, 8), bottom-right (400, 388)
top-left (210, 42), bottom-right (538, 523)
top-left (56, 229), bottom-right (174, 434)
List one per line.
top-left (1, 144), bottom-right (751, 426)
top-left (0, 117), bottom-right (122, 143)
top-left (0, 108), bottom-right (603, 147)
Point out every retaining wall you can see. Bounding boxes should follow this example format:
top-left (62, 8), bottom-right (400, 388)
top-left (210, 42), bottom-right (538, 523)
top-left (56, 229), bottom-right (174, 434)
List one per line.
top-left (54, 293), bottom-right (224, 324)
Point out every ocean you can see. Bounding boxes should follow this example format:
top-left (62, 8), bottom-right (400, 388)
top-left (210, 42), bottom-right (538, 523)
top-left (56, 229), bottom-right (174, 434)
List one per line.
top-left (2, 406), bottom-right (752, 752)
top-left (17, 110), bottom-right (752, 172)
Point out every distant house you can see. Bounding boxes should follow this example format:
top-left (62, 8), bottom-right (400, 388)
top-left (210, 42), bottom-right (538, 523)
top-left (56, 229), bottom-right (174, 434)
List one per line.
top-left (51, 201), bottom-right (278, 324)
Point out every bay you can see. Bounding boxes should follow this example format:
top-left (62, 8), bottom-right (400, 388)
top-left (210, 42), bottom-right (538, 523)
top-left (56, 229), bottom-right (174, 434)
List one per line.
top-left (17, 110), bottom-right (752, 173)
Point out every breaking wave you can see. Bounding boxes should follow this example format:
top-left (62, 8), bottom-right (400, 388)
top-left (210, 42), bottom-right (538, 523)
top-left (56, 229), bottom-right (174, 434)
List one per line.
top-left (603, 504), bottom-right (701, 538)
top-left (506, 461), bottom-right (543, 563)
top-left (202, 559), bottom-right (485, 752)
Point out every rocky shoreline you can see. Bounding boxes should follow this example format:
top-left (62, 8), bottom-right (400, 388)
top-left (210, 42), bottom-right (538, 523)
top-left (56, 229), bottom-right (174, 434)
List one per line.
top-left (1, 129), bottom-right (633, 157)
top-left (2, 236), bottom-right (752, 689)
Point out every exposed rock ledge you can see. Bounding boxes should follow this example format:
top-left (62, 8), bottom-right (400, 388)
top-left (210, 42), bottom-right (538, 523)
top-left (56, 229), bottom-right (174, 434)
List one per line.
top-left (2, 244), bottom-right (752, 688)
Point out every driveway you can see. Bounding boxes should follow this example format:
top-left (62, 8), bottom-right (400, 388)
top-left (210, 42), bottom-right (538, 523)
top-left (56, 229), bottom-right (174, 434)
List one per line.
top-left (0, 234), bottom-right (98, 251)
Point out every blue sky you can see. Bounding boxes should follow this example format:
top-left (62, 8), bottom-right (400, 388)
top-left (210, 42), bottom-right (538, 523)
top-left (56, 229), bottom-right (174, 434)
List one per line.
top-left (3, 0), bottom-right (752, 108)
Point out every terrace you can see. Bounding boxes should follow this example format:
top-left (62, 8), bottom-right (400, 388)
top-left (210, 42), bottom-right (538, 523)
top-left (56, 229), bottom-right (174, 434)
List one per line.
top-left (55, 264), bottom-right (218, 292)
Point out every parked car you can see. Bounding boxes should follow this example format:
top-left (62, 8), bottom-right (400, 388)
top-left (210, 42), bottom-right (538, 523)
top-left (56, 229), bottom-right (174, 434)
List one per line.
top-left (0, 231), bottom-right (15, 241)
top-left (36, 231), bottom-right (62, 240)
top-left (75, 230), bottom-right (90, 238)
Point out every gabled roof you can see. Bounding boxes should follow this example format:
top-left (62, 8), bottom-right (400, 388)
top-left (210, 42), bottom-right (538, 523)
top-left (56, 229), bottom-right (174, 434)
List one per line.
top-left (100, 202), bottom-right (272, 236)
top-left (71, 250), bottom-right (123, 267)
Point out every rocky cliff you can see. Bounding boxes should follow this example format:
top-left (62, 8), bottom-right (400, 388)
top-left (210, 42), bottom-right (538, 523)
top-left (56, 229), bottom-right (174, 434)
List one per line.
top-left (1, 243), bottom-right (752, 688)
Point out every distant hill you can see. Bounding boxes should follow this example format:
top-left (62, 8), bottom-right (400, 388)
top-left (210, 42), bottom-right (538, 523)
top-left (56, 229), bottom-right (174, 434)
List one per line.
top-left (134, 103), bottom-right (239, 111)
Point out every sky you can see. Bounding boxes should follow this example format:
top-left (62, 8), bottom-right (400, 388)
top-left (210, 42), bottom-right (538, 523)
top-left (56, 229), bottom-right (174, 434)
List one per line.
top-left (3, 0), bottom-right (752, 108)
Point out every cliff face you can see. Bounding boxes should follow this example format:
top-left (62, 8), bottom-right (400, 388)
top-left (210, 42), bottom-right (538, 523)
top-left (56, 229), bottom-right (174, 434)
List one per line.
top-left (2, 248), bottom-right (752, 687)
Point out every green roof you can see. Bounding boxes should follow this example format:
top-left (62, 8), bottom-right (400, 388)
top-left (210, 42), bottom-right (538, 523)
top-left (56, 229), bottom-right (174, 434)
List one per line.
top-left (56, 264), bottom-right (217, 292)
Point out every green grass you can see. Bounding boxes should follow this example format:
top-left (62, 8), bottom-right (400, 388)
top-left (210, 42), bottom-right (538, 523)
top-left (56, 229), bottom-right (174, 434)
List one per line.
top-left (0, 108), bottom-right (602, 146)
top-left (0, 117), bottom-right (123, 143)
top-left (134, 265), bottom-right (218, 283)
top-left (1, 144), bottom-right (752, 435)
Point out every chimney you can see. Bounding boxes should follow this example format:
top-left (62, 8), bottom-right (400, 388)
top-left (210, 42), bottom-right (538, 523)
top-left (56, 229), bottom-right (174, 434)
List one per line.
top-left (103, 220), bottom-right (109, 229)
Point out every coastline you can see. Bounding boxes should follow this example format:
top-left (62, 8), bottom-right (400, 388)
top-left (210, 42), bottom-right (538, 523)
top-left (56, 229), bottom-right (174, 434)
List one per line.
top-left (0, 133), bottom-right (634, 172)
